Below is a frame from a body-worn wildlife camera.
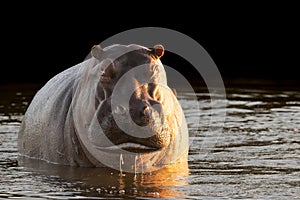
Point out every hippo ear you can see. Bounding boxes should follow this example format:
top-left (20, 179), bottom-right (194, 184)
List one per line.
top-left (172, 88), bottom-right (177, 96)
top-left (91, 44), bottom-right (102, 59)
top-left (151, 44), bottom-right (164, 59)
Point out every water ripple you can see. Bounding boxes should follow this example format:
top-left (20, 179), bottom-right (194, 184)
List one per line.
top-left (1, 84), bottom-right (300, 199)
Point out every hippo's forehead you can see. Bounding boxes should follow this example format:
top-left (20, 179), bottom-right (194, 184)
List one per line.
top-left (102, 44), bottom-right (150, 60)
top-left (115, 51), bottom-right (152, 67)
top-left (114, 53), bottom-right (157, 83)
top-left (101, 44), bottom-right (152, 64)
top-left (103, 44), bottom-right (149, 53)
top-left (95, 44), bottom-right (166, 83)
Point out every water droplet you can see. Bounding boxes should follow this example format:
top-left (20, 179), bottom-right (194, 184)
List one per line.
top-left (139, 154), bottom-right (144, 174)
top-left (152, 191), bottom-right (159, 197)
top-left (96, 188), bottom-right (101, 193)
top-left (147, 161), bottom-right (152, 175)
top-left (119, 189), bottom-right (125, 194)
top-left (131, 188), bottom-right (138, 194)
top-left (120, 153), bottom-right (124, 176)
top-left (134, 155), bottom-right (138, 180)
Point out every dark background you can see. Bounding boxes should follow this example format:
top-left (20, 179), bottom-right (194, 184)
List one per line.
top-left (1, 4), bottom-right (299, 88)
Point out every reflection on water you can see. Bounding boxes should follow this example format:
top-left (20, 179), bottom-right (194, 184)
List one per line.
top-left (1, 82), bottom-right (300, 199)
top-left (17, 157), bottom-right (189, 198)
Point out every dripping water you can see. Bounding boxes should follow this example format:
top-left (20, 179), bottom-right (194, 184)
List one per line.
top-left (134, 155), bottom-right (138, 180)
top-left (119, 153), bottom-right (124, 176)
top-left (140, 154), bottom-right (144, 174)
top-left (147, 161), bottom-right (152, 175)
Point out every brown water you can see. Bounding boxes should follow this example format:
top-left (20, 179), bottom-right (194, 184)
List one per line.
top-left (0, 82), bottom-right (300, 199)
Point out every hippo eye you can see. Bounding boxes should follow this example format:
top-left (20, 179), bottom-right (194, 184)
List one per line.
top-left (147, 83), bottom-right (156, 97)
top-left (100, 59), bottom-right (116, 82)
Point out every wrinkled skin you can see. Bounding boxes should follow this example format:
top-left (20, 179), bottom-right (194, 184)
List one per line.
top-left (18, 44), bottom-right (188, 172)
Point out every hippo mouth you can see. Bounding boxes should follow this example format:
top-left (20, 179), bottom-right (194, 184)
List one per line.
top-left (97, 142), bottom-right (160, 153)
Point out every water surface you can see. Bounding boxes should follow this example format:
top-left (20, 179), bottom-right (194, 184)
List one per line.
top-left (0, 82), bottom-right (300, 199)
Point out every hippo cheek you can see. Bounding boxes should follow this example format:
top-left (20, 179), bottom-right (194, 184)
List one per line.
top-left (88, 99), bottom-right (121, 148)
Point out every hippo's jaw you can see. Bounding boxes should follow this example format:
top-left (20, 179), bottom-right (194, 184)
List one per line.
top-left (96, 142), bottom-right (161, 153)
top-left (95, 123), bottom-right (170, 154)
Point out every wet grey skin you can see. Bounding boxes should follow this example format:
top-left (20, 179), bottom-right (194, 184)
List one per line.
top-left (18, 44), bottom-right (188, 172)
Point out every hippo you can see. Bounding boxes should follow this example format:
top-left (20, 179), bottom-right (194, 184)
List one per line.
top-left (18, 44), bottom-right (189, 173)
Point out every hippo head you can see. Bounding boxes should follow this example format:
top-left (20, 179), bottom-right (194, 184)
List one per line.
top-left (72, 44), bottom-right (188, 172)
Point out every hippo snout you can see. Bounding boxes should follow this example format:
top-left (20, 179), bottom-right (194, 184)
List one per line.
top-left (129, 99), bottom-right (162, 127)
